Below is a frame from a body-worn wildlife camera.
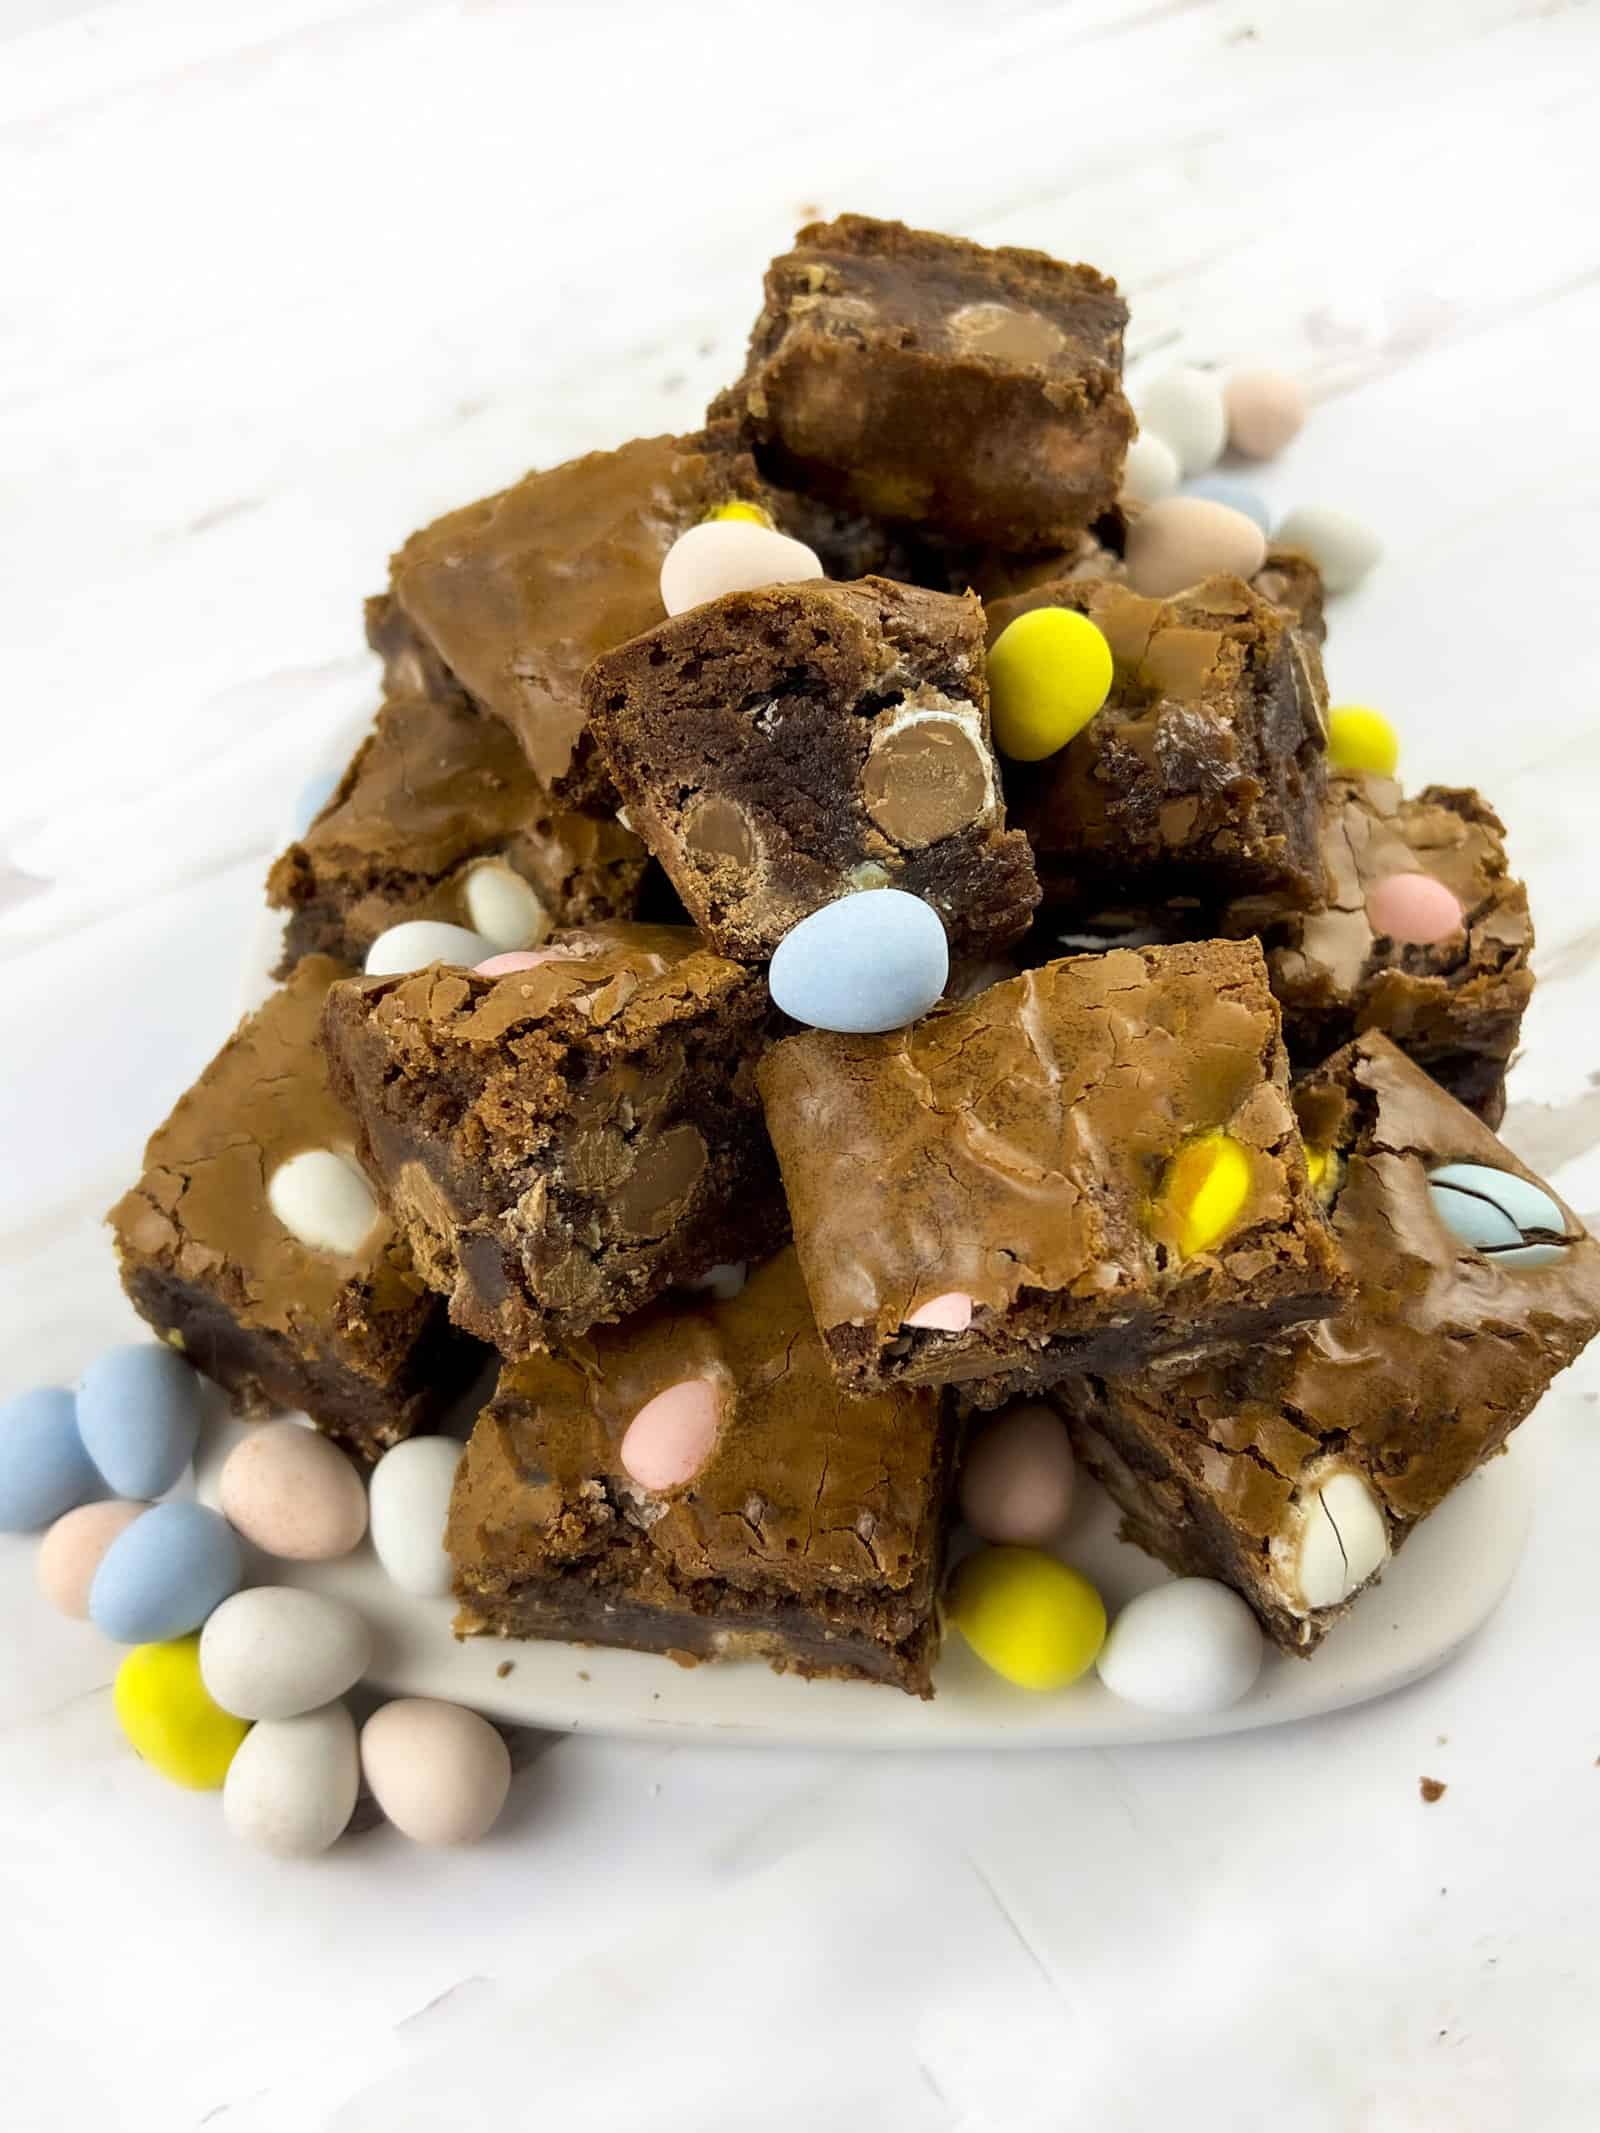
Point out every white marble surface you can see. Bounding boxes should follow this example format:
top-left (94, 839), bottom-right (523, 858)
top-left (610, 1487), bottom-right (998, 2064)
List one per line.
top-left (4, 2), bottom-right (1600, 2128)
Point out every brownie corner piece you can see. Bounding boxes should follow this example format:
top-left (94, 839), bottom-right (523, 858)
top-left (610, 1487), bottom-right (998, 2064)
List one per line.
top-left (446, 1249), bottom-right (951, 1696)
top-left (106, 954), bottom-right (472, 1460)
top-left (989, 571), bottom-right (1330, 909)
top-left (715, 212), bottom-right (1133, 551)
top-left (321, 926), bottom-right (786, 1354)
top-left (758, 936), bottom-right (1347, 1402)
top-left (584, 575), bottom-right (1039, 960)
top-left (1055, 1031), bottom-right (1600, 1651)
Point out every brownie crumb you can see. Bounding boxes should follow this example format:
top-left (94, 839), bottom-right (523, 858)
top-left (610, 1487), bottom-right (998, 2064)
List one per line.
top-left (496, 1660), bottom-right (514, 1679)
top-left (1420, 1776), bottom-right (1448, 1804)
top-left (577, 1669), bottom-right (591, 1682)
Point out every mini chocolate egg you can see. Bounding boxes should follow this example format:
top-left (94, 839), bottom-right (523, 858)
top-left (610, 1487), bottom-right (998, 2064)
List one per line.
top-left (115, 1635), bottom-right (249, 1791)
top-left (0, 1386), bottom-right (99, 1532)
top-left (1125, 497), bottom-right (1267, 599)
top-left (949, 1547), bottom-right (1106, 1691)
top-left (462, 863), bottom-right (550, 952)
top-left (200, 1587), bottom-right (372, 1720)
top-left (1096, 1578), bottom-right (1264, 1715)
top-left (38, 1500), bottom-right (146, 1619)
top-left (223, 1702), bottom-right (360, 1857)
top-left (89, 1500), bottom-right (243, 1644)
top-left (1326, 705), bottom-right (1399, 777)
top-left (1366, 872), bottom-right (1463, 946)
top-left (1136, 366), bottom-right (1227, 476)
top-left (267, 1149), bottom-right (380, 1256)
top-left (1156, 1132), bottom-right (1253, 1258)
top-left (1120, 432), bottom-right (1180, 506)
top-left (1182, 474), bottom-right (1270, 534)
top-left (364, 919), bottom-right (496, 976)
top-left (369, 1436), bottom-right (464, 1597)
top-left (769, 889), bottom-right (948, 1034)
top-left (959, 1403), bottom-right (1075, 1546)
top-left (1427, 1163), bottom-right (1570, 1269)
top-left (77, 1341), bottom-right (205, 1498)
top-left (659, 519), bottom-right (822, 617)
top-left (473, 946), bottom-right (566, 978)
top-left (1273, 506), bottom-right (1381, 594)
top-left (620, 1379), bottom-right (722, 1491)
top-left (219, 1422), bottom-right (369, 1562)
top-left (360, 1698), bottom-right (511, 1846)
top-left (987, 607), bottom-right (1113, 761)
top-left (1223, 368), bottom-right (1307, 460)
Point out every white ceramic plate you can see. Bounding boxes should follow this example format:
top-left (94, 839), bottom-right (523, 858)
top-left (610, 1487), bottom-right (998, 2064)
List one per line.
top-left (246, 777), bottom-right (1535, 1746)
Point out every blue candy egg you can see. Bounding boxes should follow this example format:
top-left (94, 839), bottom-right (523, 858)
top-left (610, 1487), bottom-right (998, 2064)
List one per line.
top-left (292, 769), bottom-right (340, 837)
top-left (89, 1500), bottom-right (243, 1643)
top-left (1183, 476), bottom-right (1271, 534)
top-left (77, 1343), bottom-right (205, 1499)
top-left (769, 890), bottom-right (949, 1034)
top-left (1427, 1163), bottom-right (1571, 1270)
top-left (0, 1387), bottom-right (100, 1532)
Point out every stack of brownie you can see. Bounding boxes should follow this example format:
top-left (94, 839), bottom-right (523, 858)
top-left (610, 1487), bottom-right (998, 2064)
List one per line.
top-left (110, 214), bottom-right (1600, 1698)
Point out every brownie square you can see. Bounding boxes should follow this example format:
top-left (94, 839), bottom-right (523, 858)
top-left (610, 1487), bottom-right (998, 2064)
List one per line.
top-left (987, 572), bottom-right (1330, 908)
top-left (758, 939), bottom-right (1348, 1402)
top-left (266, 693), bottom-right (648, 976)
top-left (447, 1250), bottom-right (952, 1695)
top-left (710, 214), bottom-right (1133, 551)
top-left (108, 956), bottom-right (474, 1460)
top-left (376, 433), bottom-right (769, 808)
top-left (1056, 1034), bottom-right (1600, 1650)
top-left (1221, 777), bottom-right (1533, 1125)
top-left (322, 925), bottom-right (786, 1354)
top-left (584, 577), bottom-right (1039, 960)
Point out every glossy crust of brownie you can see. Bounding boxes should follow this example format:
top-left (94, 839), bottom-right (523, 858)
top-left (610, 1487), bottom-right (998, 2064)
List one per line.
top-left (758, 939), bottom-right (1348, 1402)
top-left (1221, 777), bottom-right (1533, 1125)
top-left (584, 576), bottom-right (1039, 960)
top-left (710, 213), bottom-right (1134, 551)
top-left (266, 694), bottom-right (648, 975)
top-left (1055, 1035), bottom-right (1600, 1651)
top-left (378, 434), bottom-right (768, 807)
top-left (447, 1252), bottom-right (951, 1695)
top-left (988, 573), bottom-right (1330, 908)
top-left (107, 956), bottom-right (473, 1460)
top-left (322, 926), bottom-right (787, 1355)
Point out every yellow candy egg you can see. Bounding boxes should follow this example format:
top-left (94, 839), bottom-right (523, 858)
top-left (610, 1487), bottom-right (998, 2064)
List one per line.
top-left (949, 1547), bottom-right (1106, 1691)
top-left (1327, 704), bottom-right (1399, 776)
top-left (1157, 1131), bottom-right (1253, 1257)
top-left (704, 499), bottom-right (774, 529)
top-left (1304, 1145), bottom-right (1328, 1192)
top-left (114, 1635), bottom-right (250, 1791)
top-left (986, 607), bottom-right (1113, 762)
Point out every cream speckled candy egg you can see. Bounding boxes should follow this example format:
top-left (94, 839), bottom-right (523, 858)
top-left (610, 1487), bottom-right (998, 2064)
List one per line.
top-left (361, 1699), bottom-right (511, 1846)
top-left (1223, 368), bottom-right (1306, 460)
top-left (200, 1587), bottom-right (372, 1720)
top-left (38, 1499), bottom-right (146, 1619)
top-left (219, 1422), bottom-right (369, 1562)
top-left (223, 1702), bottom-right (360, 1858)
top-left (659, 519), bottom-right (822, 617)
top-left (1096, 1578), bottom-right (1264, 1715)
top-left (368, 1436), bottom-right (463, 1597)
top-left (1125, 497), bottom-right (1267, 599)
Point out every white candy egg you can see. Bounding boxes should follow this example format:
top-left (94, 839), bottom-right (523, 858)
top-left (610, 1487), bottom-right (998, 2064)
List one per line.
top-left (462, 863), bottom-right (550, 952)
top-left (361, 1698), bottom-right (511, 1846)
top-left (1096, 1578), bottom-right (1265, 1715)
top-left (369, 1436), bottom-right (463, 1597)
top-left (223, 1702), bottom-right (360, 1858)
top-left (659, 519), bottom-right (823, 618)
top-left (1272, 506), bottom-right (1382, 594)
top-left (1120, 432), bottom-right (1181, 506)
top-left (267, 1150), bottom-right (379, 1257)
top-left (365, 919), bottom-right (497, 976)
top-left (1290, 1472), bottom-right (1389, 1609)
top-left (200, 1586), bottom-right (372, 1720)
top-left (1135, 366), bottom-right (1227, 476)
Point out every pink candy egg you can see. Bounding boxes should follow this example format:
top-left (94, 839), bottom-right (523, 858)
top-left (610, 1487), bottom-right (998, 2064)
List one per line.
top-left (619, 1378), bottom-right (722, 1491)
top-left (218, 1421), bottom-right (369, 1562)
top-left (903, 1291), bottom-right (974, 1333)
top-left (1223, 368), bottom-right (1307, 460)
top-left (959, 1403), bottom-right (1076, 1546)
top-left (37, 1500), bottom-right (146, 1619)
top-left (473, 948), bottom-right (563, 978)
top-left (1366, 872), bottom-right (1464, 947)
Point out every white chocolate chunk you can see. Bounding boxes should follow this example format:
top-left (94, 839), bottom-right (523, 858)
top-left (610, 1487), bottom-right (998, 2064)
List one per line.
top-left (1292, 1472), bottom-right (1390, 1610)
top-left (268, 1150), bottom-right (380, 1257)
top-left (463, 862), bottom-right (550, 951)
